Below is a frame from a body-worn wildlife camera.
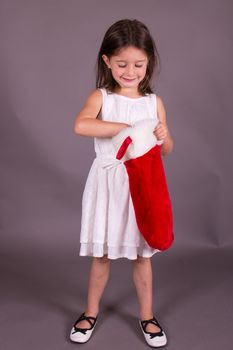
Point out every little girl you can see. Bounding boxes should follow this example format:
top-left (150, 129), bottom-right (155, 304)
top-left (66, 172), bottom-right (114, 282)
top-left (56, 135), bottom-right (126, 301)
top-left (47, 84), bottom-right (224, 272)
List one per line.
top-left (70, 19), bottom-right (174, 348)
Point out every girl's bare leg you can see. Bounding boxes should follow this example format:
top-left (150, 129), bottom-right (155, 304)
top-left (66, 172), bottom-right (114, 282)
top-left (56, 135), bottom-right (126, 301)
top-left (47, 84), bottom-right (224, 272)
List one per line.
top-left (132, 256), bottom-right (161, 332)
top-left (75, 255), bottom-right (110, 329)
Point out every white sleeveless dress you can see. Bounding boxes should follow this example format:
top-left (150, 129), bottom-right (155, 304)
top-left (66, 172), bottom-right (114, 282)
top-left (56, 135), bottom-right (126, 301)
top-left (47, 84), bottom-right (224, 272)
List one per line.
top-left (79, 87), bottom-right (161, 260)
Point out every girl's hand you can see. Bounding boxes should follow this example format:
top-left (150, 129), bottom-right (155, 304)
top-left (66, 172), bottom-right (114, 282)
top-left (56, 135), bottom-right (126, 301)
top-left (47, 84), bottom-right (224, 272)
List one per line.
top-left (153, 121), bottom-right (168, 141)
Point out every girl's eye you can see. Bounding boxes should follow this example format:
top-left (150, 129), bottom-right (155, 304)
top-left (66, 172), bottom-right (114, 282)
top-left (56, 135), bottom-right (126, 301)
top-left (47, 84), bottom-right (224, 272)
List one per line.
top-left (118, 65), bottom-right (143, 68)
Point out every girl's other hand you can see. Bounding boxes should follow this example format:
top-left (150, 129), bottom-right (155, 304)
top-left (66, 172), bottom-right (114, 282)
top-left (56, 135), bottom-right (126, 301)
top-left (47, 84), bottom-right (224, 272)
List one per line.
top-left (153, 121), bottom-right (168, 141)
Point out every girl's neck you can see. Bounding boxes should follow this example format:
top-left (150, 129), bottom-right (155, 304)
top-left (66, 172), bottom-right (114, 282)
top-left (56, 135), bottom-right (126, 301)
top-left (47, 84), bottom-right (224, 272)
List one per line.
top-left (114, 87), bottom-right (142, 98)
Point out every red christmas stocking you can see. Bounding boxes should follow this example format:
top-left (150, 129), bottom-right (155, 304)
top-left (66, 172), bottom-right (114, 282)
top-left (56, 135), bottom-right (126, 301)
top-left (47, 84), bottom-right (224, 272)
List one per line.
top-left (112, 119), bottom-right (174, 251)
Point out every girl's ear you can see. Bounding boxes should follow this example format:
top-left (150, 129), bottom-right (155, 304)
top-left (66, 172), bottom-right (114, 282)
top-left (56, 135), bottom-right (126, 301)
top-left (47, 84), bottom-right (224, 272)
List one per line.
top-left (102, 54), bottom-right (111, 68)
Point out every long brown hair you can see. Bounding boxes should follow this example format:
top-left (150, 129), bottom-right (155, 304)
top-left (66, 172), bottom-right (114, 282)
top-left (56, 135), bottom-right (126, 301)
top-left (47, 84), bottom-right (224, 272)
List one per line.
top-left (95, 19), bottom-right (161, 95)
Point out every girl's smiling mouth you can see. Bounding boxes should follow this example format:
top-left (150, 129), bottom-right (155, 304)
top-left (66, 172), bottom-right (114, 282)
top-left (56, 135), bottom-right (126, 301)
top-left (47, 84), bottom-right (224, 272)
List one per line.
top-left (122, 77), bottom-right (136, 82)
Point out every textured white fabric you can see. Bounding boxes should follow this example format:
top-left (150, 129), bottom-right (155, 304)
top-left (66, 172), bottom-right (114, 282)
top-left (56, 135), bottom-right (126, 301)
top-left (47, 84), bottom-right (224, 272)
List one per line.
top-left (79, 88), bottom-right (162, 260)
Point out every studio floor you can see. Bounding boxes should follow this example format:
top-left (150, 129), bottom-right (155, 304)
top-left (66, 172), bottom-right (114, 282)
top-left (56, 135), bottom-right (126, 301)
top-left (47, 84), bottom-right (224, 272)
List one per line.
top-left (0, 244), bottom-right (232, 350)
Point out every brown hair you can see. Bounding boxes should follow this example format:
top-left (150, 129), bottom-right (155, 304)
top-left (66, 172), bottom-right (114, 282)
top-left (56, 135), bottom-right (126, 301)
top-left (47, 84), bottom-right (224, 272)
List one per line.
top-left (95, 19), bottom-right (161, 95)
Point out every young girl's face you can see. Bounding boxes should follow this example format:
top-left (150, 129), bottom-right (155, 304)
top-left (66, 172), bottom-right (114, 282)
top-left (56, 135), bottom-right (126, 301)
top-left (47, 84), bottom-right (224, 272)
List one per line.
top-left (102, 46), bottom-right (149, 90)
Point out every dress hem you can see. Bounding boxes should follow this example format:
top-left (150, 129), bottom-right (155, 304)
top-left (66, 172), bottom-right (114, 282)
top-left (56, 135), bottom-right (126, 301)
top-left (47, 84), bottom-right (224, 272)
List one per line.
top-left (79, 241), bottom-right (161, 260)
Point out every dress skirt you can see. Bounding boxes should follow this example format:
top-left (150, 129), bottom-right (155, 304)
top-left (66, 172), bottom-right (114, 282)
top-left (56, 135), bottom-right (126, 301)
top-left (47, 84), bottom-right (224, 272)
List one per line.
top-left (79, 153), bottom-right (161, 260)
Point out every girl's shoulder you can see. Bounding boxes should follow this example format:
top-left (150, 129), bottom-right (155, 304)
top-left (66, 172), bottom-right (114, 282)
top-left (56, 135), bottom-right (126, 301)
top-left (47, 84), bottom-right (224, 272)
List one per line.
top-left (88, 88), bottom-right (103, 99)
top-left (79, 89), bottom-right (103, 119)
top-left (85, 88), bottom-right (103, 106)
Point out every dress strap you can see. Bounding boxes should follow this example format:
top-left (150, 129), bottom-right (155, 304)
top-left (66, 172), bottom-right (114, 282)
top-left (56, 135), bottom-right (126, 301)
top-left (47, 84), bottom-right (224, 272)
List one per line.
top-left (153, 93), bottom-right (160, 123)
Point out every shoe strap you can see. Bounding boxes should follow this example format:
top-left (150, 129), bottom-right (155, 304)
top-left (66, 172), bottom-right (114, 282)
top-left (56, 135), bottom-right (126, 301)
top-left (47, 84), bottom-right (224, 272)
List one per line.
top-left (77, 313), bottom-right (97, 328)
top-left (141, 316), bottom-right (162, 330)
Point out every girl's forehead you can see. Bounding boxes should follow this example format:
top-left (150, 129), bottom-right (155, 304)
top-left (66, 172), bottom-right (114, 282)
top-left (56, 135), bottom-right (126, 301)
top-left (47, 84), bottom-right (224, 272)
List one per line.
top-left (112, 47), bottom-right (148, 61)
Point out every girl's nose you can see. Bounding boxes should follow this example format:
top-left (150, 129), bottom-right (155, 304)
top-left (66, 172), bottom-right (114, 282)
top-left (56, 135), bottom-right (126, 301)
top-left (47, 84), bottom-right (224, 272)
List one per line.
top-left (126, 65), bottom-right (135, 76)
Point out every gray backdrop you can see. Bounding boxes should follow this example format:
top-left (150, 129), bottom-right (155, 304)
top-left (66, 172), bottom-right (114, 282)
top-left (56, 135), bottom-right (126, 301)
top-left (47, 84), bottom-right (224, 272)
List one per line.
top-left (0, 0), bottom-right (232, 349)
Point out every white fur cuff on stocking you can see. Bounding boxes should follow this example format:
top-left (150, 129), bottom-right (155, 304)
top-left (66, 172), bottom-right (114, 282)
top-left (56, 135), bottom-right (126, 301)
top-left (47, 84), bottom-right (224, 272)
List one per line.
top-left (112, 118), bottom-right (164, 162)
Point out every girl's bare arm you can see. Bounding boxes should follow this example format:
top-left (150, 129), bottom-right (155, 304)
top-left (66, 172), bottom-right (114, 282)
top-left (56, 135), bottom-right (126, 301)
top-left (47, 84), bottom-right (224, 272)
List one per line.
top-left (155, 96), bottom-right (174, 156)
top-left (74, 89), bottom-right (130, 138)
